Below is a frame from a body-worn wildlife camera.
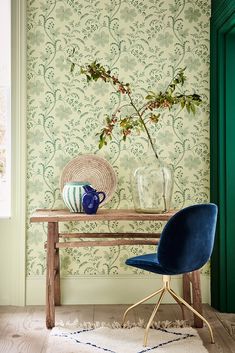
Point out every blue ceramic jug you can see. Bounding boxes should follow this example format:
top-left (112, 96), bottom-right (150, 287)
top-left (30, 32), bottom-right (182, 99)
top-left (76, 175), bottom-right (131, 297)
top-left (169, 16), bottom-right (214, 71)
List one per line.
top-left (82, 185), bottom-right (106, 214)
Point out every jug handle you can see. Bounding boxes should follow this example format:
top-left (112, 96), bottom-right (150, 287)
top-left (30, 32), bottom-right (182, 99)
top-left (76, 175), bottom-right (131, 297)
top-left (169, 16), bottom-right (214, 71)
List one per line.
top-left (98, 191), bottom-right (106, 204)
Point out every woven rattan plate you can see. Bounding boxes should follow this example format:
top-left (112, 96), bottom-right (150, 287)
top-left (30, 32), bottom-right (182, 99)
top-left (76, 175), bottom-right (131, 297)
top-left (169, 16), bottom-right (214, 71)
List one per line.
top-left (60, 154), bottom-right (117, 206)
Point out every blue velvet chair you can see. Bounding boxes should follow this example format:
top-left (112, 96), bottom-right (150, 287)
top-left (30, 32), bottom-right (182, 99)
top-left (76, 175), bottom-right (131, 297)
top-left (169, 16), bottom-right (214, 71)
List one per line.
top-left (123, 203), bottom-right (218, 346)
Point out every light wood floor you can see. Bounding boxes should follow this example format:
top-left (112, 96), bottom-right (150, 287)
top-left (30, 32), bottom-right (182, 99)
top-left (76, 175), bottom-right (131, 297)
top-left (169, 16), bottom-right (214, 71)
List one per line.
top-left (0, 304), bottom-right (234, 353)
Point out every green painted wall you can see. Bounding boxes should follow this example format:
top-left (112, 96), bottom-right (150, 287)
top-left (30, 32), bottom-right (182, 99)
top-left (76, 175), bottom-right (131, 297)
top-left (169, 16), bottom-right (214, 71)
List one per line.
top-left (26, 0), bottom-right (211, 303)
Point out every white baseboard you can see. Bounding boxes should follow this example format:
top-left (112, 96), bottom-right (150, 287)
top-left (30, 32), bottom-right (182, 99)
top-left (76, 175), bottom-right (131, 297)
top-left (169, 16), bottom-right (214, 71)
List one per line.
top-left (26, 275), bottom-right (210, 305)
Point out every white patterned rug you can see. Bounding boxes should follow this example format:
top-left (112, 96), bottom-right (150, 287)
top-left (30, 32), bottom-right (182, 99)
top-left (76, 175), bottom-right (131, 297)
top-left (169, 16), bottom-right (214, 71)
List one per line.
top-left (49, 321), bottom-right (208, 353)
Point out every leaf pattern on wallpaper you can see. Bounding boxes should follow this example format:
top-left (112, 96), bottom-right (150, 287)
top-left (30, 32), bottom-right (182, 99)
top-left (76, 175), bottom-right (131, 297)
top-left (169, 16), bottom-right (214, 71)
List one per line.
top-left (27, 0), bottom-right (210, 276)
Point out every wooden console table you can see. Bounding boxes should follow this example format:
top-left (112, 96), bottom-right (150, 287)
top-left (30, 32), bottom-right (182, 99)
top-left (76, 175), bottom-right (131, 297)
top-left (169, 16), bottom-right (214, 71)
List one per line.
top-left (30, 208), bottom-right (203, 329)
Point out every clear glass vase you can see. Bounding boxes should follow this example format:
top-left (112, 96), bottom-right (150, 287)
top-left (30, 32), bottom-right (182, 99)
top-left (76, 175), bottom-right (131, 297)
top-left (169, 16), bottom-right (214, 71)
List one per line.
top-left (131, 155), bottom-right (174, 213)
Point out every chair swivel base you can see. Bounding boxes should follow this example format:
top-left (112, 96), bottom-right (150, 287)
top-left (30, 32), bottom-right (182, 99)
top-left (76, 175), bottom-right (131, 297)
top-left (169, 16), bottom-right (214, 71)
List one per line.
top-left (122, 275), bottom-right (215, 347)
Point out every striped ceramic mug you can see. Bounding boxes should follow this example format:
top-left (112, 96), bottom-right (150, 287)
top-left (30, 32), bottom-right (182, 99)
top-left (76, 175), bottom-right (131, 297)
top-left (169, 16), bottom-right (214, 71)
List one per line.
top-left (62, 181), bottom-right (91, 213)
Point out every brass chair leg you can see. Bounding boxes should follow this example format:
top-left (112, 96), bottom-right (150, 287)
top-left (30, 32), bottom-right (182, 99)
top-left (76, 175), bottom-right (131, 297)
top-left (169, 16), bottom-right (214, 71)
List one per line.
top-left (122, 286), bottom-right (165, 326)
top-left (167, 287), bottom-right (215, 344)
top-left (122, 274), bottom-right (214, 347)
top-left (143, 288), bottom-right (166, 347)
top-left (169, 287), bottom-right (186, 320)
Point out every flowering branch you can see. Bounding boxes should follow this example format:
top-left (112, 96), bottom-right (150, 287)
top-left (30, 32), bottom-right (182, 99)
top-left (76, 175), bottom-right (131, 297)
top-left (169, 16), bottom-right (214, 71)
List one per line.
top-left (70, 60), bottom-right (202, 158)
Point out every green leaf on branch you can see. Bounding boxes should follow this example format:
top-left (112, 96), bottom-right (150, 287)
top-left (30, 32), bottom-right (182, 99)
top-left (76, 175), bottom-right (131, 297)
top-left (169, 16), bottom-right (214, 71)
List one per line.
top-left (180, 99), bottom-right (185, 109)
top-left (191, 104), bottom-right (196, 114)
top-left (149, 113), bottom-right (160, 123)
top-left (145, 91), bottom-right (158, 100)
top-left (98, 137), bottom-right (105, 149)
top-left (70, 59), bottom-right (202, 151)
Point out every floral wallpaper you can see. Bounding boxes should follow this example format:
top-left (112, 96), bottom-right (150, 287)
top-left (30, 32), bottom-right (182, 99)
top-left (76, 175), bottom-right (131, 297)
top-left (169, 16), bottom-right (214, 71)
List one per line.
top-left (27, 0), bottom-right (210, 276)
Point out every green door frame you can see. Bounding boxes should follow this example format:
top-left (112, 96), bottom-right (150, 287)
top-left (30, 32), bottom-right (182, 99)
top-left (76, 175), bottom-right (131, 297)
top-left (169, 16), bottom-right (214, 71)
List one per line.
top-left (210, 0), bottom-right (235, 312)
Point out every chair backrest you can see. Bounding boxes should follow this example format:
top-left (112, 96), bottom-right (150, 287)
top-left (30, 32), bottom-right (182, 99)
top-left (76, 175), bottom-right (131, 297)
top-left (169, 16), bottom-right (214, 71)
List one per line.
top-left (157, 203), bottom-right (218, 274)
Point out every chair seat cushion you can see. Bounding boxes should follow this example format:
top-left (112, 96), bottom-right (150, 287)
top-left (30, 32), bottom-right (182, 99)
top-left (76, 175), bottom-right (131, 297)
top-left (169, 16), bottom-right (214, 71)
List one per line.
top-left (126, 253), bottom-right (178, 275)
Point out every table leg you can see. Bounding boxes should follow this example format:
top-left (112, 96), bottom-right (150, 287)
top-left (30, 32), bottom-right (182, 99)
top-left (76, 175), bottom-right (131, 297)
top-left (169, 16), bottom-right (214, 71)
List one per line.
top-left (54, 223), bottom-right (61, 306)
top-left (183, 271), bottom-right (203, 328)
top-left (183, 273), bottom-right (191, 305)
top-left (191, 270), bottom-right (203, 328)
top-left (46, 222), bottom-right (57, 329)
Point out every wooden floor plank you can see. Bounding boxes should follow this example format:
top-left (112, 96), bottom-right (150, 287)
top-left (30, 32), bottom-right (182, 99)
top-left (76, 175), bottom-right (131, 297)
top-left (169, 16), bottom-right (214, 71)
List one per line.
top-left (215, 312), bottom-right (235, 339)
top-left (94, 304), bottom-right (135, 324)
top-left (0, 306), bottom-right (49, 353)
top-left (198, 305), bottom-right (235, 353)
top-left (55, 304), bottom-right (94, 325)
top-left (0, 304), bottom-right (234, 353)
